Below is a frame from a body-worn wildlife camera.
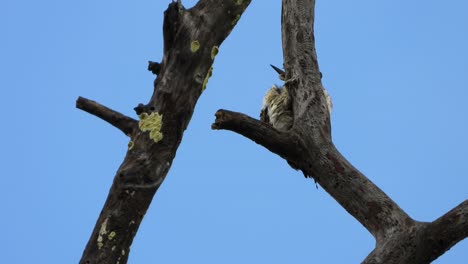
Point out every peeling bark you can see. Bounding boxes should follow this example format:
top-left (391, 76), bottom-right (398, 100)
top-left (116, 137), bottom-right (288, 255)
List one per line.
top-left (212, 0), bottom-right (468, 263)
top-left (76, 1), bottom-right (251, 263)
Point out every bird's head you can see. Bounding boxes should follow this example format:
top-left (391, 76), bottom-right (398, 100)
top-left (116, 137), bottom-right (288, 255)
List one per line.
top-left (270, 64), bottom-right (286, 81)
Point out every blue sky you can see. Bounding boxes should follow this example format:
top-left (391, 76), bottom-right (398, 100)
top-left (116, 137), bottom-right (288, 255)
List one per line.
top-left (2, 0), bottom-right (467, 263)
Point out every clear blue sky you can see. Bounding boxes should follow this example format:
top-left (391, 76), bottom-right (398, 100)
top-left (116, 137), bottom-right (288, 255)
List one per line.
top-left (2, 0), bottom-right (467, 263)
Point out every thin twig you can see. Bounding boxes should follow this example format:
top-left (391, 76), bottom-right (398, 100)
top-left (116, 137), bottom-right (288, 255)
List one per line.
top-left (76, 96), bottom-right (138, 136)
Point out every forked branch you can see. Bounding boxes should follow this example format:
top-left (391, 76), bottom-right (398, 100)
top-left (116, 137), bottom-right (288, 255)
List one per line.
top-left (212, 0), bottom-right (467, 263)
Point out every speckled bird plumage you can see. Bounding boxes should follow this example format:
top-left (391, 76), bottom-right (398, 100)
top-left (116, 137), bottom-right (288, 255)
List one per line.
top-left (260, 84), bottom-right (293, 132)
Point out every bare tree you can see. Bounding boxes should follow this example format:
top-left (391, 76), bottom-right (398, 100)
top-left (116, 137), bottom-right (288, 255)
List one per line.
top-left (77, 0), bottom-right (467, 263)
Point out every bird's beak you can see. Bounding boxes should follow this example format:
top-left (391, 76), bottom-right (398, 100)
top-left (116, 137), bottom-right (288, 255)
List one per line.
top-left (270, 64), bottom-right (285, 76)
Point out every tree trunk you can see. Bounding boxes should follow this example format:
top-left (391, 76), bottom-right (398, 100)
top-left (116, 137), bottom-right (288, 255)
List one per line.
top-left (76, 1), bottom-right (251, 263)
top-left (212, 0), bottom-right (468, 263)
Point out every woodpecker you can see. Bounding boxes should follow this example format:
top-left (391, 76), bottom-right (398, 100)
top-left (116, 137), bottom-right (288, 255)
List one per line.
top-left (261, 65), bottom-right (332, 130)
top-left (261, 65), bottom-right (331, 182)
top-left (260, 84), bottom-right (293, 132)
top-left (260, 65), bottom-right (293, 132)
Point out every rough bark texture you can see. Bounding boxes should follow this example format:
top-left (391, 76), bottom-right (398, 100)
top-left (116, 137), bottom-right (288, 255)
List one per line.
top-left (76, 1), bottom-right (251, 263)
top-left (212, 0), bottom-right (468, 263)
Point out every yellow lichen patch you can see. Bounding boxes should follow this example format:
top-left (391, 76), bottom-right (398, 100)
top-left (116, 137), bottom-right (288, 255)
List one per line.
top-left (138, 112), bottom-right (162, 132)
top-left (149, 129), bottom-right (163, 142)
top-left (127, 140), bottom-right (134, 150)
top-left (138, 112), bottom-right (164, 143)
top-left (97, 218), bottom-right (109, 250)
top-left (139, 112), bottom-right (148, 119)
top-left (234, 0), bottom-right (244, 5)
top-left (108, 231), bottom-right (116, 240)
top-left (191, 40), bottom-right (200, 53)
top-left (211, 46), bottom-right (219, 60)
top-left (232, 14), bottom-right (241, 26)
top-left (202, 66), bottom-right (213, 92)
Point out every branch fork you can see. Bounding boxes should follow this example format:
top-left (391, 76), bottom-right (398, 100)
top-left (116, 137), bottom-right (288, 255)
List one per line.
top-left (210, 0), bottom-right (468, 263)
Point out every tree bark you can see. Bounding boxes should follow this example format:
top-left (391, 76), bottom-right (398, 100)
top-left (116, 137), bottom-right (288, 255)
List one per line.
top-left (76, 1), bottom-right (251, 263)
top-left (212, 0), bottom-right (468, 263)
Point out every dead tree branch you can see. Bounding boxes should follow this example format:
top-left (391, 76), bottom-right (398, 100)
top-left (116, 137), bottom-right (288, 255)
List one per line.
top-left (212, 0), bottom-right (467, 263)
top-left (76, 96), bottom-right (138, 136)
top-left (423, 200), bottom-right (468, 262)
top-left (77, 1), bottom-right (251, 263)
top-left (212, 109), bottom-right (303, 163)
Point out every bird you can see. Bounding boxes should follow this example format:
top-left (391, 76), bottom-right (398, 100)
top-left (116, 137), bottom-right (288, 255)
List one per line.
top-left (261, 65), bottom-right (332, 129)
top-left (260, 84), bottom-right (293, 132)
top-left (260, 65), bottom-right (293, 132)
top-left (261, 65), bottom-right (331, 182)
